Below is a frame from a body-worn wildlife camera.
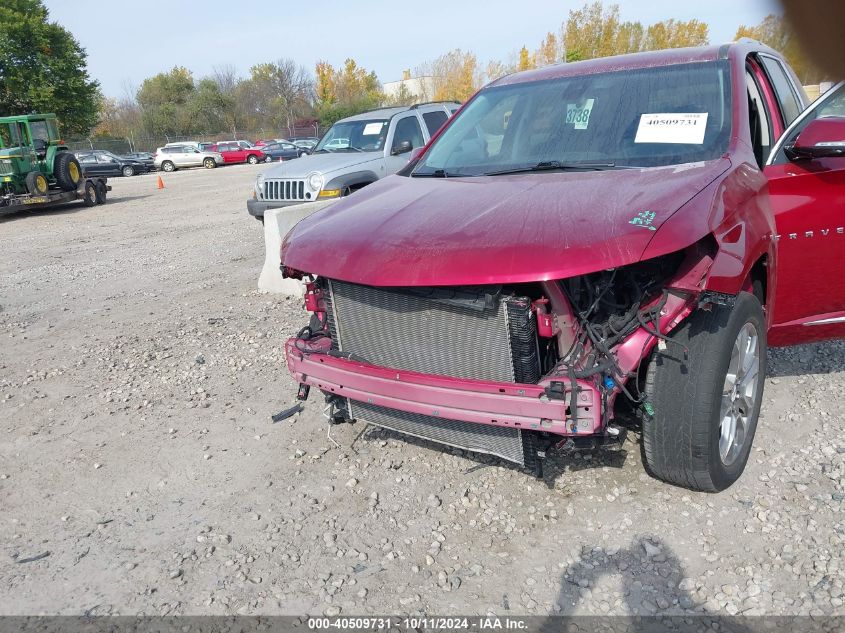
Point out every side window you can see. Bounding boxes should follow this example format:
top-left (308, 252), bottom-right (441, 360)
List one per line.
top-left (422, 110), bottom-right (448, 137)
top-left (746, 70), bottom-right (772, 168)
top-left (759, 56), bottom-right (802, 126)
top-left (97, 154), bottom-right (114, 163)
top-left (80, 155), bottom-right (96, 164)
top-left (392, 115), bottom-right (424, 150)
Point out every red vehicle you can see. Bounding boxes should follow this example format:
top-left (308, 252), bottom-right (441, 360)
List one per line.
top-left (208, 141), bottom-right (265, 165)
top-left (279, 42), bottom-right (845, 492)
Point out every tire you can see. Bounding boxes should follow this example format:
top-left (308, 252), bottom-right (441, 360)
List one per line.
top-left (161, 161), bottom-right (175, 172)
top-left (203, 158), bottom-right (216, 169)
top-left (25, 171), bottom-right (48, 196)
top-left (643, 292), bottom-right (766, 492)
top-left (94, 180), bottom-right (107, 204)
top-left (122, 165), bottom-right (135, 177)
top-left (82, 181), bottom-right (97, 207)
top-left (247, 154), bottom-right (259, 165)
top-left (54, 152), bottom-right (82, 191)
top-left (264, 155), bottom-right (273, 163)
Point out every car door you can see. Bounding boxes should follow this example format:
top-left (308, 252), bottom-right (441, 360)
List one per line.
top-left (78, 154), bottom-right (100, 175)
top-left (764, 81), bottom-right (845, 345)
top-left (96, 153), bottom-right (120, 176)
top-left (385, 114), bottom-right (425, 173)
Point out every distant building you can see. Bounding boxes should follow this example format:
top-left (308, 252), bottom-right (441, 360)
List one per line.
top-left (383, 70), bottom-right (437, 102)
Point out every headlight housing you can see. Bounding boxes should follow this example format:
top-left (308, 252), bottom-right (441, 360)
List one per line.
top-left (307, 172), bottom-right (323, 191)
top-left (255, 173), bottom-right (265, 198)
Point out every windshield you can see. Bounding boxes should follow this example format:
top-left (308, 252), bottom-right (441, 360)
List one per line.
top-left (314, 119), bottom-right (389, 152)
top-left (414, 61), bottom-right (731, 176)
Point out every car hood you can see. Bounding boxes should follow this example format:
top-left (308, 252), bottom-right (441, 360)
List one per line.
top-left (261, 151), bottom-right (381, 178)
top-left (282, 159), bottom-right (730, 286)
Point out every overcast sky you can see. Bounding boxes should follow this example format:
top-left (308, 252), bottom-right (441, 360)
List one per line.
top-left (44, 0), bottom-right (782, 98)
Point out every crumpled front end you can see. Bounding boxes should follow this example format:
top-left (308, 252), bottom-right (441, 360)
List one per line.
top-left (283, 242), bottom-right (715, 473)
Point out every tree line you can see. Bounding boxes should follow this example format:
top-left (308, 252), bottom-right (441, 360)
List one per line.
top-left (0, 0), bottom-right (826, 143)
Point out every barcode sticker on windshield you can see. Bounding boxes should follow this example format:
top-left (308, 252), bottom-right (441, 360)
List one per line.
top-left (566, 99), bottom-right (594, 130)
top-left (634, 113), bottom-right (708, 144)
top-left (362, 122), bottom-right (384, 135)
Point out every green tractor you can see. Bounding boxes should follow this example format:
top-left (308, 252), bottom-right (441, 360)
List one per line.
top-left (0, 113), bottom-right (83, 198)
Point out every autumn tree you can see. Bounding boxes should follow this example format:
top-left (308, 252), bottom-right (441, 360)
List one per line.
top-left (517, 46), bottom-right (536, 71)
top-left (313, 59), bottom-right (382, 127)
top-left (735, 15), bottom-right (822, 84)
top-left (535, 33), bottom-right (560, 67)
top-left (417, 49), bottom-right (480, 102)
top-left (0, 0), bottom-right (100, 134)
top-left (136, 67), bottom-right (197, 136)
top-left (240, 59), bottom-right (313, 135)
top-left (644, 19), bottom-right (708, 51)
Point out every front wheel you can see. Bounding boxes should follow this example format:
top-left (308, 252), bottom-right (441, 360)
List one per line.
top-left (264, 155), bottom-right (273, 163)
top-left (247, 154), bottom-right (259, 165)
top-left (161, 161), bottom-right (175, 172)
top-left (203, 158), bottom-right (216, 169)
top-left (122, 165), bottom-right (135, 177)
top-left (25, 171), bottom-right (48, 196)
top-left (643, 292), bottom-right (766, 492)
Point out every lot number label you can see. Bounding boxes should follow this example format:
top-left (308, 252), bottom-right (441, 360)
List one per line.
top-left (634, 113), bottom-right (708, 144)
top-left (566, 99), bottom-right (595, 130)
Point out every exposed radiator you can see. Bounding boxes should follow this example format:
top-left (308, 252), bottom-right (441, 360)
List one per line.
top-left (324, 280), bottom-right (542, 467)
top-left (351, 401), bottom-right (529, 466)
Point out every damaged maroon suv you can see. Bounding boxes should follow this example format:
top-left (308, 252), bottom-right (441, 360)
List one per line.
top-left (280, 42), bottom-right (845, 491)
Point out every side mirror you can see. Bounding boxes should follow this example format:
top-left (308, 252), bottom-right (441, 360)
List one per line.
top-left (786, 116), bottom-right (845, 160)
top-left (408, 147), bottom-right (425, 163)
top-left (391, 140), bottom-right (413, 156)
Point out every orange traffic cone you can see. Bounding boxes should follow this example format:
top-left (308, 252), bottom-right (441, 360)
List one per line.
top-left (279, 156), bottom-right (283, 162)
top-left (157, 176), bottom-right (165, 189)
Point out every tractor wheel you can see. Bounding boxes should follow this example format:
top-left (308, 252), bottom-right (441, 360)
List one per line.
top-left (54, 152), bottom-right (82, 191)
top-left (95, 180), bottom-right (107, 204)
top-left (25, 171), bottom-right (48, 196)
top-left (82, 181), bottom-right (97, 207)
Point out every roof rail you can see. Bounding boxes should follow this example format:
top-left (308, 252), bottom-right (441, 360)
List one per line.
top-left (410, 100), bottom-right (462, 109)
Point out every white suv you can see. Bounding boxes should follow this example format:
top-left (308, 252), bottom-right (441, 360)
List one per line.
top-left (154, 145), bottom-right (224, 172)
top-left (247, 101), bottom-right (459, 221)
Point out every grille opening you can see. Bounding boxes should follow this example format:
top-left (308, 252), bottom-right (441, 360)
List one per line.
top-left (323, 279), bottom-right (560, 385)
top-left (320, 280), bottom-right (565, 468)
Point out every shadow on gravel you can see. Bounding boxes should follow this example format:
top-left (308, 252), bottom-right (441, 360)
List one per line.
top-left (358, 424), bottom-right (629, 487)
top-left (541, 536), bottom-right (753, 633)
top-left (767, 340), bottom-right (845, 378)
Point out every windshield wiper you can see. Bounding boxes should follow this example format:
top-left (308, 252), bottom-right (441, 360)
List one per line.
top-left (484, 161), bottom-right (627, 176)
top-left (411, 169), bottom-right (465, 178)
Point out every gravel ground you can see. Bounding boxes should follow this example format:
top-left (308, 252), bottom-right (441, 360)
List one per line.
top-left (1, 164), bottom-right (843, 617)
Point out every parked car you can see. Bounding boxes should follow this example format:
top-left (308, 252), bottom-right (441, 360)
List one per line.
top-left (75, 150), bottom-right (150, 177)
top-left (292, 139), bottom-right (317, 151)
top-left (254, 139), bottom-right (287, 147)
top-left (121, 152), bottom-right (155, 170)
top-left (278, 44), bottom-right (845, 492)
top-left (247, 102), bottom-right (459, 221)
top-left (154, 145), bottom-right (223, 171)
top-left (260, 141), bottom-right (306, 162)
top-left (208, 141), bottom-right (265, 165)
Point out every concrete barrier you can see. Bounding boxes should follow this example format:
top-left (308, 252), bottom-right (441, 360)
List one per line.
top-left (258, 200), bottom-right (338, 294)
